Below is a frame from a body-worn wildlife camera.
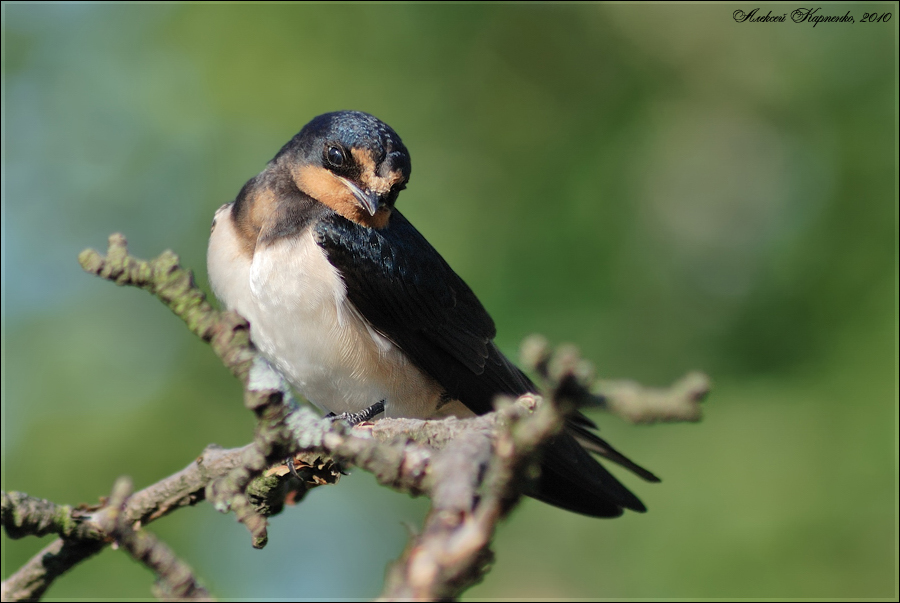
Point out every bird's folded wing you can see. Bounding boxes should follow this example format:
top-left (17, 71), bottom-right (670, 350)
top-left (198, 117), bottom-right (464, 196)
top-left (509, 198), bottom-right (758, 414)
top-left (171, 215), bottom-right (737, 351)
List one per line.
top-left (315, 210), bottom-right (534, 412)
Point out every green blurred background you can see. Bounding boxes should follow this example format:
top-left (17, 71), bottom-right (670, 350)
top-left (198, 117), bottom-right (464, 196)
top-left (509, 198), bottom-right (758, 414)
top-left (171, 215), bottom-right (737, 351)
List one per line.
top-left (2, 4), bottom-right (896, 599)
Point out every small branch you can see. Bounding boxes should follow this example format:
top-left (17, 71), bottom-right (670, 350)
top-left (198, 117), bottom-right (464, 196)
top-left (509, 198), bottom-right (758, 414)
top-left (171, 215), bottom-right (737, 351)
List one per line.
top-left (78, 233), bottom-right (256, 385)
top-left (98, 477), bottom-right (213, 601)
top-left (0, 538), bottom-right (105, 602)
top-left (2, 492), bottom-right (85, 540)
top-left (597, 372), bottom-right (709, 423)
top-left (79, 236), bottom-right (307, 549)
top-left (287, 405), bottom-right (436, 497)
top-left (380, 394), bottom-right (558, 600)
top-left (1, 445), bottom-right (261, 601)
top-left (520, 335), bottom-right (710, 423)
top-left (205, 366), bottom-right (296, 549)
top-left (126, 444), bottom-right (248, 527)
top-left (79, 237), bottom-right (347, 551)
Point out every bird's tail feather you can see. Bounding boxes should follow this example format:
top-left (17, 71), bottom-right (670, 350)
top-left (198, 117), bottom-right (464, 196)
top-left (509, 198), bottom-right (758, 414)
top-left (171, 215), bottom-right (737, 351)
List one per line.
top-left (530, 431), bottom-right (648, 517)
top-left (568, 421), bottom-right (661, 483)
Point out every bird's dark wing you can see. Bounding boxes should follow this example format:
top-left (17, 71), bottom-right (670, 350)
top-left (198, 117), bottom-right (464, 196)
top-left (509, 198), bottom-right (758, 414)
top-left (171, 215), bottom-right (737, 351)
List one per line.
top-left (315, 210), bottom-right (653, 516)
top-left (315, 210), bottom-right (533, 413)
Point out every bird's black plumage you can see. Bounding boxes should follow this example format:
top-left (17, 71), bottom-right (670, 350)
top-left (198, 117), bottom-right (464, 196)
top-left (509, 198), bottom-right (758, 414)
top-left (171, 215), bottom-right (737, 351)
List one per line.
top-left (316, 211), bottom-right (507, 405)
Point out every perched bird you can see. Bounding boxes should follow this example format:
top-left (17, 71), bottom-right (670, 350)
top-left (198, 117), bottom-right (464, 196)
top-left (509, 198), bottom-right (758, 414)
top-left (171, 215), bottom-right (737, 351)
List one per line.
top-left (208, 111), bottom-right (658, 517)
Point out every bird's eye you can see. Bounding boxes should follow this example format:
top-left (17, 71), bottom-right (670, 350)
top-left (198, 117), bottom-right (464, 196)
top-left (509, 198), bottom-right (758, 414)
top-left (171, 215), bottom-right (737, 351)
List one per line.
top-left (326, 146), bottom-right (345, 168)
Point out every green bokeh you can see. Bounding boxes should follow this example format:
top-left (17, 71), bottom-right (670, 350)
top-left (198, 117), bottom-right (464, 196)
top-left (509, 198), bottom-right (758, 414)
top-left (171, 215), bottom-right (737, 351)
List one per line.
top-left (2, 4), bottom-right (896, 599)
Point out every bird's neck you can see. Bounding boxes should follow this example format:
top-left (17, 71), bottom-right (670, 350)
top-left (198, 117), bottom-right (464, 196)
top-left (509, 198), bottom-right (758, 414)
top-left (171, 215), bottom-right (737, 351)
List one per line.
top-left (232, 169), bottom-right (329, 255)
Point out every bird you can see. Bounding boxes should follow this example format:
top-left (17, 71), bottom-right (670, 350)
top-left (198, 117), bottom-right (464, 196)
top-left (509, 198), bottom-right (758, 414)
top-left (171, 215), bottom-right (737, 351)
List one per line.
top-left (207, 110), bottom-right (659, 517)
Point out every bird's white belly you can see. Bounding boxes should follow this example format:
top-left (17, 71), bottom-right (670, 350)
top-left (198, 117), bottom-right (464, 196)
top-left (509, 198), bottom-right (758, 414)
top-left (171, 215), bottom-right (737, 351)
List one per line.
top-left (208, 212), bottom-right (447, 418)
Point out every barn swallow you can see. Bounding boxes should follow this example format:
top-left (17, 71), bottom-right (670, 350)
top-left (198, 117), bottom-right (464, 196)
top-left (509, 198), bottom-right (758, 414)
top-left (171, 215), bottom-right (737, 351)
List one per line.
top-left (207, 111), bottom-right (659, 517)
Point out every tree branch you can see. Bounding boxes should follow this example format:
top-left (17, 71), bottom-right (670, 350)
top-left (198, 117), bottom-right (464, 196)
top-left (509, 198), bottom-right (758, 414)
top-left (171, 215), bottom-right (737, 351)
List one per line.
top-left (0, 537), bottom-right (106, 602)
top-left (520, 335), bottom-right (709, 423)
top-left (3, 234), bottom-right (708, 601)
top-left (97, 478), bottom-right (212, 601)
top-left (1, 444), bottom-right (333, 600)
top-left (2, 445), bottom-right (242, 600)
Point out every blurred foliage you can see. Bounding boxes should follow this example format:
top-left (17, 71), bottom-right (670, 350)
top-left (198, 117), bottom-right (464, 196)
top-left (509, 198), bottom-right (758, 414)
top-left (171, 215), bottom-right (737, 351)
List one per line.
top-left (2, 4), bottom-right (896, 599)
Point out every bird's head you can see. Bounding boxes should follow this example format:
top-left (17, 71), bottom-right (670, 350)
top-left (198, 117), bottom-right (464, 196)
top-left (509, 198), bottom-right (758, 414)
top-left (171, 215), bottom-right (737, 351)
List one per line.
top-left (277, 111), bottom-right (411, 229)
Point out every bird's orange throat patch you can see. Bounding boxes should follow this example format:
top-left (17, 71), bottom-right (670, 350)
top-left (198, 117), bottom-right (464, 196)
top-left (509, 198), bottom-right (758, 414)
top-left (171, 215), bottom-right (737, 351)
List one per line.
top-left (293, 161), bottom-right (399, 230)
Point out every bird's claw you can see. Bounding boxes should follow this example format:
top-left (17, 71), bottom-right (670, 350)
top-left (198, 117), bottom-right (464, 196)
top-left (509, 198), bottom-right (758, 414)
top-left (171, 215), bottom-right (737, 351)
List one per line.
top-left (327, 400), bottom-right (385, 427)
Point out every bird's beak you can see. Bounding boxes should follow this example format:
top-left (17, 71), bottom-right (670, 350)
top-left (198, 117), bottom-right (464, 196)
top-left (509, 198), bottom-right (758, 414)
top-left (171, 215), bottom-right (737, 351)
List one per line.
top-left (338, 177), bottom-right (381, 216)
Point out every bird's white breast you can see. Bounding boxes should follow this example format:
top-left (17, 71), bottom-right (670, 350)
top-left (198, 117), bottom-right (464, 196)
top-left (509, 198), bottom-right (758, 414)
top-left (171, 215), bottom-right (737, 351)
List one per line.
top-left (207, 204), bottom-right (452, 418)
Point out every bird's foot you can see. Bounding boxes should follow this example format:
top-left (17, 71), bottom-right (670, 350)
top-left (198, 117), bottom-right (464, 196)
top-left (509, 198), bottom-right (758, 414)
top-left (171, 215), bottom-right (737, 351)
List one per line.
top-left (325, 400), bottom-right (385, 427)
top-left (288, 401), bottom-right (384, 478)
